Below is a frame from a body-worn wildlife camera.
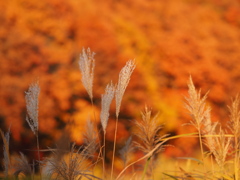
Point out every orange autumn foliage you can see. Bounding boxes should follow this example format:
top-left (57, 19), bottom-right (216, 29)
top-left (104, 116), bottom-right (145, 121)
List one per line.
top-left (1, 0), bottom-right (240, 160)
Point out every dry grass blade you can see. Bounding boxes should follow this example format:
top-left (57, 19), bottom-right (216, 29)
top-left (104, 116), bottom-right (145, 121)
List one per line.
top-left (116, 137), bottom-right (168, 180)
top-left (0, 128), bottom-right (11, 178)
top-left (100, 82), bottom-right (115, 133)
top-left (134, 106), bottom-right (168, 154)
top-left (25, 81), bottom-right (40, 135)
top-left (212, 127), bottom-right (232, 171)
top-left (115, 60), bottom-right (136, 118)
top-left (185, 76), bottom-right (210, 176)
top-left (119, 136), bottom-right (134, 167)
top-left (79, 47), bottom-right (95, 101)
top-left (14, 152), bottom-right (33, 178)
top-left (83, 119), bottom-right (99, 160)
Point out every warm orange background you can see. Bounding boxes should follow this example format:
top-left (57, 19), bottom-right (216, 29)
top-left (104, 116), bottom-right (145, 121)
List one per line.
top-left (1, 0), bottom-right (240, 162)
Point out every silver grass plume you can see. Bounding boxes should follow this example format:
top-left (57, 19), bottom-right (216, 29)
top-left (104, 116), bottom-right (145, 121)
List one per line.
top-left (116, 60), bottom-right (136, 118)
top-left (79, 48), bottom-right (95, 100)
top-left (25, 81), bottom-right (40, 135)
top-left (0, 128), bottom-right (10, 178)
top-left (100, 82), bottom-right (115, 133)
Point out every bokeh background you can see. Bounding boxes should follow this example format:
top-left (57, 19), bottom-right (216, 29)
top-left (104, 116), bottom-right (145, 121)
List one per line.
top-left (1, 0), bottom-right (240, 168)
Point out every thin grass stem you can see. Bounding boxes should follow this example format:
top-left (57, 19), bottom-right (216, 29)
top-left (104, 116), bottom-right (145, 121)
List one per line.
top-left (234, 136), bottom-right (239, 180)
top-left (111, 116), bottom-right (119, 180)
top-left (103, 132), bottom-right (106, 180)
top-left (141, 156), bottom-right (151, 180)
top-left (197, 128), bottom-right (206, 178)
top-left (36, 133), bottom-right (41, 180)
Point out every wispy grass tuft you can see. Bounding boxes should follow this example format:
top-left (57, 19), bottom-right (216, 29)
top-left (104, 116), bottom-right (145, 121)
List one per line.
top-left (13, 152), bottom-right (33, 179)
top-left (83, 119), bottom-right (99, 161)
top-left (134, 106), bottom-right (168, 154)
top-left (45, 143), bottom-right (100, 180)
top-left (134, 106), bottom-right (169, 179)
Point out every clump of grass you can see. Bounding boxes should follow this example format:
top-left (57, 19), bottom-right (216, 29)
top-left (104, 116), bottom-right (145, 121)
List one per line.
top-left (133, 106), bottom-right (169, 179)
top-left (13, 152), bottom-right (34, 179)
top-left (44, 143), bottom-right (100, 180)
top-left (134, 106), bottom-right (168, 154)
top-left (228, 95), bottom-right (240, 180)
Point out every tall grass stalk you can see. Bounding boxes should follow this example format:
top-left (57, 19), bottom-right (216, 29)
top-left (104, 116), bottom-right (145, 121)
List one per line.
top-left (228, 95), bottom-right (240, 180)
top-left (25, 81), bottom-right (41, 178)
top-left (185, 76), bottom-right (210, 176)
top-left (141, 157), bottom-right (151, 180)
top-left (134, 106), bottom-right (169, 179)
top-left (79, 47), bottom-right (103, 175)
top-left (111, 60), bottom-right (135, 180)
top-left (100, 82), bottom-right (115, 179)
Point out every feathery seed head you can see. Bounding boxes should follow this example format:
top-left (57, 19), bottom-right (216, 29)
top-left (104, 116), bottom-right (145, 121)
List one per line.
top-left (100, 82), bottom-right (115, 133)
top-left (79, 48), bottom-right (95, 100)
top-left (25, 81), bottom-right (40, 135)
top-left (134, 106), bottom-right (168, 154)
top-left (228, 95), bottom-right (240, 137)
top-left (116, 60), bottom-right (136, 118)
top-left (185, 76), bottom-right (210, 130)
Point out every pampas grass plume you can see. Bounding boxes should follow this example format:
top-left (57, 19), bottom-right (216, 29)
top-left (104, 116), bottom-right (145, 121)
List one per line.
top-left (79, 48), bottom-right (95, 101)
top-left (25, 81), bottom-right (40, 135)
top-left (100, 82), bottom-right (115, 133)
top-left (115, 60), bottom-right (136, 118)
